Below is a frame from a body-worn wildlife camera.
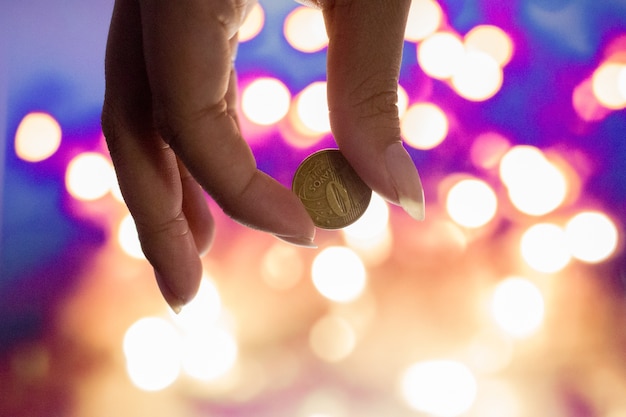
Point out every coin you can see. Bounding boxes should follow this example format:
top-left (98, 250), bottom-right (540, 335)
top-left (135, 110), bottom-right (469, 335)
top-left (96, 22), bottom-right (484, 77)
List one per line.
top-left (292, 149), bottom-right (372, 229)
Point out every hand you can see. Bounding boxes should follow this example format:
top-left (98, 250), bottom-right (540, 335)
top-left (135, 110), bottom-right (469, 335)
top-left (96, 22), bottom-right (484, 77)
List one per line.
top-left (102, 0), bottom-right (424, 312)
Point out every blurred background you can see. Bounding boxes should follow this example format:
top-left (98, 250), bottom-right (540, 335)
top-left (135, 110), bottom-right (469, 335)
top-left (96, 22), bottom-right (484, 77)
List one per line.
top-left (1, 0), bottom-right (626, 416)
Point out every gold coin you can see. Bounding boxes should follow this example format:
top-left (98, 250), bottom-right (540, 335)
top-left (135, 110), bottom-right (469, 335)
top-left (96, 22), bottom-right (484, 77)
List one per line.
top-left (292, 149), bottom-right (372, 229)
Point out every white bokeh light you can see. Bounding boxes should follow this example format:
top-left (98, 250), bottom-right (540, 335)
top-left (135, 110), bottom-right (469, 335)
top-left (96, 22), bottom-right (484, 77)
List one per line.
top-left (565, 211), bottom-right (619, 263)
top-left (181, 327), bottom-right (238, 382)
top-left (118, 213), bottom-right (145, 259)
top-left (499, 146), bottom-right (567, 216)
top-left (65, 152), bottom-right (116, 201)
top-left (404, 0), bottom-right (443, 42)
top-left (520, 223), bottom-right (571, 273)
top-left (417, 32), bottom-right (465, 79)
top-left (464, 25), bottom-right (514, 67)
top-left (284, 6), bottom-right (328, 53)
top-left (592, 62), bottom-right (626, 109)
top-left (446, 178), bottom-right (498, 228)
top-left (312, 246), bottom-right (367, 303)
top-left (491, 277), bottom-right (545, 338)
top-left (451, 51), bottom-right (503, 101)
top-left (295, 81), bottom-right (330, 134)
top-left (241, 78), bottom-right (291, 125)
top-left (309, 314), bottom-right (356, 362)
top-left (401, 102), bottom-right (448, 150)
top-left (401, 360), bottom-right (478, 417)
top-left (14, 112), bottom-right (62, 162)
top-left (123, 317), bottom-right (181, 391)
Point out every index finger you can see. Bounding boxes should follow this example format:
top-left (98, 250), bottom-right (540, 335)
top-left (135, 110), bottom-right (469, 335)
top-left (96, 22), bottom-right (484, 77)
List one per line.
top-left (322, 0), bottom-right (425, 220)
top-left (139, 0), bottom-right (316, 242)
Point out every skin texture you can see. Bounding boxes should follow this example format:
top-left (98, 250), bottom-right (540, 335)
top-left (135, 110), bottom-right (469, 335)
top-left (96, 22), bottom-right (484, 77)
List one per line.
top-left (102, 0), bottom-right (423, 312)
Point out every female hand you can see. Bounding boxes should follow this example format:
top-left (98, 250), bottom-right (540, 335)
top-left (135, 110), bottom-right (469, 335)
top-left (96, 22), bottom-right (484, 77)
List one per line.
top-left (102, 0), bottom-right (423, 312)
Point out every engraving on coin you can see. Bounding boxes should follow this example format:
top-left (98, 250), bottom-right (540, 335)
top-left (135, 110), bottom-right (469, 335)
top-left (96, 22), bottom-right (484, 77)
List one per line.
top-left (292, 149), bottom-right (372, 229)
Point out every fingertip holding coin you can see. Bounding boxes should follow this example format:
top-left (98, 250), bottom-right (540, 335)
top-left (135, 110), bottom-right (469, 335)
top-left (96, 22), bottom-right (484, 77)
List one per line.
top-left (293, 148), bottom-right (426, 229)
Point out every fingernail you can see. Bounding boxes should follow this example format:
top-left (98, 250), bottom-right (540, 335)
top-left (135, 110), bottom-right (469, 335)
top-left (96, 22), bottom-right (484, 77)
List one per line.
top-left (275, 234), bottom-right (317, 248)
top-left (154, 270), bottom-right (186, 314)
top-left (385, 143), bottom-right (425, 221)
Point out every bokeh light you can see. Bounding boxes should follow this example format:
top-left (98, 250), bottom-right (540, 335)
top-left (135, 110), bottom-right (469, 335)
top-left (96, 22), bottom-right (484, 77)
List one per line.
top-left (294, 81), bottom-right (330, 134)
top-left (591, 62), bottom-right (626, 109)
top-left (499, 146), bottom-right (568, 216)
top-left (491, 277), bottom-right (545, 338)
top-left (123, 317), bottom-right (181, 391)
top-left (239, 2), bottom-right (264, 42)
top-left (241, 77), bottom-right (291, 125)
top-left (401, 102), bottom-right (448, 149)
top-left (65, 152), bottom-right (116, 201)
top-left (117, 213), bottom-right (145, 259)
top-left (14, 112), bottom-right (62, 162)
top-left (309, 314), bottom-right (356, 362)
top-left (464, 25), bottom-right (514, 67)
top-left (311, 246), bottom-right (367, 303)
top-left (181, 327), bottom-right (238, 382)
top-left (401, 360), bottom-right (478, 417)
top-left (169, 277), bottom-right (222, 333)
top-left (342, 192), bottom-right (389, 242)
top-left (472, 380), bottom-right (522, 417)
top-left (565, 211), bottom-right (619, 263)
top-left (520, 223), bottom-right (571, 273)
top-left (397, 84), bottom-right (409, 117)
top-left (470, 132), bottom-right (511, 170)
top-left (404, 0), bottom-right (443, 42)
top-left (261, 243), bottom-right (305, 291)
top-left (417, 32), bottom-right (465, 79)
top-left (284, 6), bottom-right (328, 53)
top-left (446, 178), bottom-right (498, 228)
top-left (467, 329), bottom-right (514, 374)
top-left (451, 51), bottom-right (503, 101)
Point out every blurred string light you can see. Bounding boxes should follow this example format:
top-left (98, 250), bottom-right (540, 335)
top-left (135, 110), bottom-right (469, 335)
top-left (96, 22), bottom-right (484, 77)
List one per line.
top-left (284, 6), bottom-right (328, 53)
top-left (520, 223), bottom-right (571, 273)
top-left (14, 112), bottom-right (62, 162)
top-left (401, 102), bottom-right (448, 150)
top-left (308, 314), bottom-right (356, 362)
top-left (239, 2), bottom-right (264, 42)
top-left (446, 178), bottom-right (498, 228)
top-left (491, 277), bottom-right (545, 338)
top-left (400, 360), bottom-right (477, 417)
top-left (499, 145), bottom-right (568, 216)
top-left (241, 77), bottom-right (291, 125)
top-left (65, 152), bottom-right (116, 201)
top-left (311, 246), bottom-right (367, 303)
top-left (565, 211), bottom-right (619, 263)
top-left (404, 0), bottom-right (443, 42)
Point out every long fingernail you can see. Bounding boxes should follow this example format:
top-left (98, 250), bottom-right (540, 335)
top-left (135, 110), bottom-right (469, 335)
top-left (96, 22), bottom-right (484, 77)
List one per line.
top-left (275, 234), bottom-right (317, 248)
top-left (154, 270), bottom-right (185, 314)
top-left (385, 142), bottom-right (425, 221)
